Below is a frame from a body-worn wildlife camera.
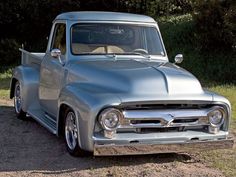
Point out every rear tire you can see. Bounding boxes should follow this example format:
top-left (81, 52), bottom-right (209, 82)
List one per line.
top-left (14, 81), bottom-right (27, 120)
top-left (63, 108), bottom-right (90, 157)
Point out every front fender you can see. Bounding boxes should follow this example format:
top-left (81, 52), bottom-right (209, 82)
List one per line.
top-left (10, 66), bottom-right (40, 112)
top-left (211, 91), bottom-right (231, 131)
top-left (58, 83), bottom-right (121, 151)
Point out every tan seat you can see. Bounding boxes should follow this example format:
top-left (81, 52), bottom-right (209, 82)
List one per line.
top-left (72, 43), bottom-right (131, 54)
top-left (91, 47), bottom-right (106, 53)
top-left (107, 46), bottom-right (124, 53)
top-left (72, 43), bottom-right (91, 54)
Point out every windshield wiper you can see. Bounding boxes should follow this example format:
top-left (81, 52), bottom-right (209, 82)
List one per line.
top-left (123, 52), bottom-right (151, 60)
top-left (77, 52), bottom-right (151, 60)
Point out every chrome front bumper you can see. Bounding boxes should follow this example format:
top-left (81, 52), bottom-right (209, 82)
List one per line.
top-left (94, 137), bottom-right (234, 156)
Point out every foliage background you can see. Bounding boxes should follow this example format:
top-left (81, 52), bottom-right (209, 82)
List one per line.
top-left (0, 0), bottom-right (235, 83)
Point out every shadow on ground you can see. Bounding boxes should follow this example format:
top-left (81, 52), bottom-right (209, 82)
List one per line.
top-left (0, 105), bottom-right (195, 175)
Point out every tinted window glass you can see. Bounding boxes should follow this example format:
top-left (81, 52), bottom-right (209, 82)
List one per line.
top-left (51, 24), bottom-right (66, 55)
top-left (71, 23), bottom-right (165, 56)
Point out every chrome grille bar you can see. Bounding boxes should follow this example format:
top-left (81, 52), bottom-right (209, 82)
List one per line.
top-left (120, 109), bottom-right (210, 128)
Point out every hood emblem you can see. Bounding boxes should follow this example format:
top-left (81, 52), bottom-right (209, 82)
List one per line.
top-left (162, 114), bottom-right (174, 127)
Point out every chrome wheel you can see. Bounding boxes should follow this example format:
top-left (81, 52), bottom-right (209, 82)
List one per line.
top-left (65, 111), bottom-right (78, 150)
top-left (14, 82), bottom-right (22, 114)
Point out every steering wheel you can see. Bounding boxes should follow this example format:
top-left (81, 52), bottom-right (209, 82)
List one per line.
top-left (132, 48), bottom-right (148, 54)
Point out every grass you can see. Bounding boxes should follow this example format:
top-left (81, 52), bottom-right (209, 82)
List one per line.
top-left (0, 69), bottom-right (12, 99)
top-left (207, 85), bottom-right (236, 121)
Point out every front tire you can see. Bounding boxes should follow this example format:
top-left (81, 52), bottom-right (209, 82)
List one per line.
top-left (64, 109), bottom-right (89, 157)
top-left (14, 81), bottom-right (27, 120)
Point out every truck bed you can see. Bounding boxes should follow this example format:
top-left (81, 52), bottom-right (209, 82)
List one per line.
top-left (20, 48), bottom-right (45, 69)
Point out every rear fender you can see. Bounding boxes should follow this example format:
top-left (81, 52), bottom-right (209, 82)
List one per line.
top-left (10, 66), bottom-right (40, 111)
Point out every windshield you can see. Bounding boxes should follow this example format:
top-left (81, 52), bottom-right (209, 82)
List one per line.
top-left (71, 23), bottom-right (165, 56)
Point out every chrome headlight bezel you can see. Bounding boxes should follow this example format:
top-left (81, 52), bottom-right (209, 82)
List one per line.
top-left (99, 108), bottom-right (123, 131)
top-left (207, 107), bottom-right (226, 127)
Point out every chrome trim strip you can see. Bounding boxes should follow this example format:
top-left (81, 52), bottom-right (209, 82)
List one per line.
top-left (123, 109), bottom-right (209, 120)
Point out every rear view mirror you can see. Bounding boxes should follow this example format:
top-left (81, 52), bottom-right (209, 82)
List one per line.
top-left (51, 48), bottom-right (61, 58)
top-left (51, 48), bottom-right (65, 66)
top-left (174, 54), bottom-right (183, 64)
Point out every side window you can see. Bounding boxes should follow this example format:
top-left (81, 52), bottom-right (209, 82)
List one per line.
top-left (51, 23), bottom-right (66, 55)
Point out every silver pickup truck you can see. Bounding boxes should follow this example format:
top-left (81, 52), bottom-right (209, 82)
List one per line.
top-left (10, 12), bottom-right (233, 156)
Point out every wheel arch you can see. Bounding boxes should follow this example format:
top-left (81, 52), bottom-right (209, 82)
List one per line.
top-left (57, 101), bottom-right (84, 151)
top-left (58, 103), bottom-right (71, 137)
top-left (10, 66), bottom-right (40, 112)
top-left (10, 77), bottom-right (18, 99)
top-left (57, 83), bottom-right (121, 151)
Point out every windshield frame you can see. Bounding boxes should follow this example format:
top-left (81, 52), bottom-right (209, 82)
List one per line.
top-left (69, 21), bottom-right (167, 60)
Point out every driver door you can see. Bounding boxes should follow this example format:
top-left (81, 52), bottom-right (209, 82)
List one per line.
top-left (39, 22), bottom-right (66, 118)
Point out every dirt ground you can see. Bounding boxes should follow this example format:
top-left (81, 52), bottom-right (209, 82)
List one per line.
top-left (0, 100), bottom-right (226, 177)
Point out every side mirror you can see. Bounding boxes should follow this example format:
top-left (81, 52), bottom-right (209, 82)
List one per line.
top-left (174, 54), bottom-right (183, 64)
top-left (51, 49), bottom-right (65, 66)
top-left (51, 48), bottom-right (61, 58)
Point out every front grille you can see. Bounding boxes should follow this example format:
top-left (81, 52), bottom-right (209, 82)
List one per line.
top-left (139, 126), bottom-right (208, 133)
top-left (130, 120), bottom-right (161, 124)
top-left (173, 118), bottom-right (198, 123)
top-left (117, 104), bottom-right (213, 133)
top-left (123, 103), bottom-right (211, 110)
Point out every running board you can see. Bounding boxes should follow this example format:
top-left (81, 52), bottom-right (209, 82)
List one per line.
top-left (27, 109), bottom-right (57, 134)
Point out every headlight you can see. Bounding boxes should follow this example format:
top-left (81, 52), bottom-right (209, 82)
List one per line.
top-left (208, 107), bottom-right (225, 127)
top-left (99, 108), bottom-right (122, 131)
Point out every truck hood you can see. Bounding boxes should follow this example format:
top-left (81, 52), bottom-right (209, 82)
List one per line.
top-left (68, 59), bottom-right (211, 102)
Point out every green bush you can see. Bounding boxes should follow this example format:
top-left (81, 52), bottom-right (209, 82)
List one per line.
top-left (192, 0), bottom-right (236, 51)
top-left (146, 0), bottom-right (193, 17)
top-left (0, 1), bottom-right (234, 84)
top-left (224, 1), bottom-right (236, 49)
top-left (159, 14), bottom-right (236, 84)
top-left (159, 15), bottom-right (205, 79)
top-left (0, 39), bottom-right (21, 66)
